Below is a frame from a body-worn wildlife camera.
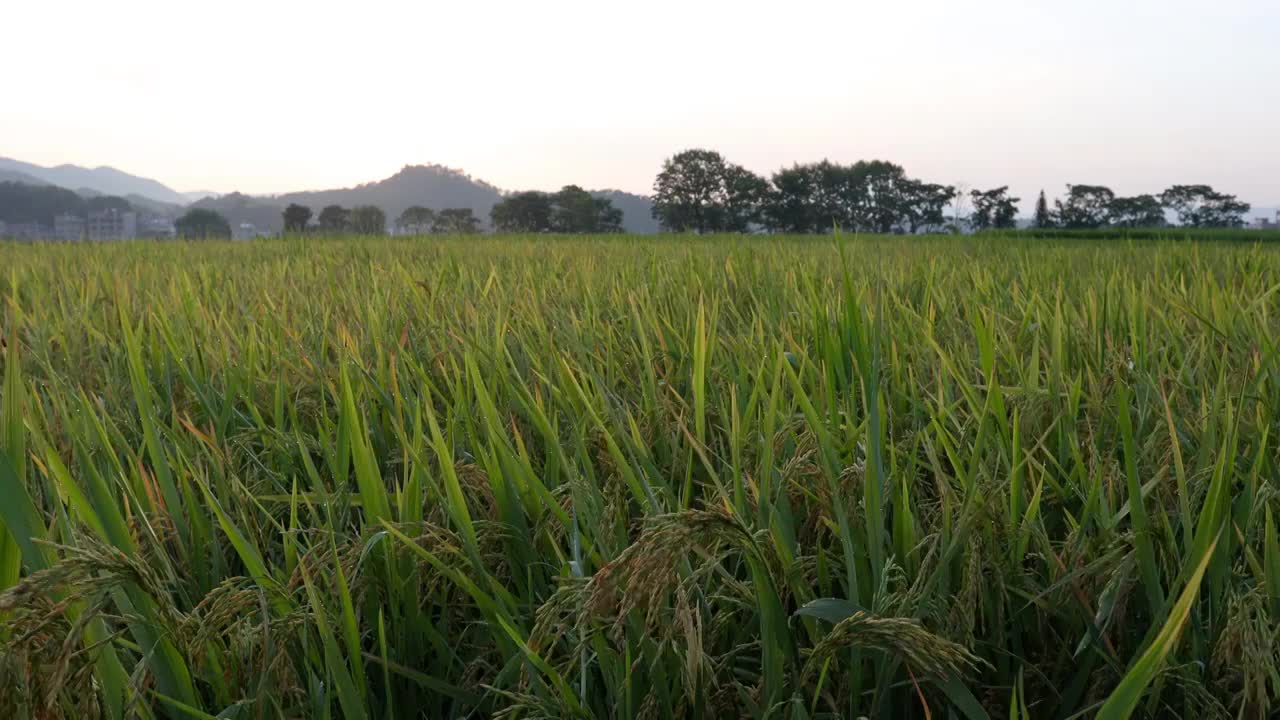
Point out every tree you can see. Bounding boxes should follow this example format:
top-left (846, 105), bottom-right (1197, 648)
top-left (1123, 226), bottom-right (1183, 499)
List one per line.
top-left (811, 161), bottom-right (862, 231)
top-left (651, 149), bottom-right (767, 233)
top-left (848, 160), bottom-right (909, 233)
top-left (969, 187), bottom-right (1020, 231)
top-left (588, 197), bottom-right (624, 233)
top-left (491, 192), bottom-right (554, 233)
top-left (1159, 185), bottom-right (1250, 227)
top-left (1108, 195), bottom-right (1166, 228)
top-left (283, 203), bottom-right (312, 233)
top-left (318, 205), bottom-right (349, 233)
top-left (1033, 190), bottom-right (1054, 228)
top-left (1055, 185), bottom-right (1115, 229)
top-left (432, 208), bottom-right (481, 234)
top-left (174, 209), bottom-right (231, 239)
top-left (652, 149), bottom-right (721, 233)
top-left (763, 161), bottom-right (860, 233)
top-left (765, 164), bottom-right (824, 233)
top-left (551, 186), bottom-right (623, 233)
top-left (349, 205), bottom-right (387, 235)
top-left (721, 166), bottom-right (771, 232)
top-left (897, 179), bottom-right (956, 234)
top-left (396, 206), bottom-right (437, 234)
top-left (763, 161), bottom-right (952, 234)
top-left (1199, 192), bottom-right (1251, 228)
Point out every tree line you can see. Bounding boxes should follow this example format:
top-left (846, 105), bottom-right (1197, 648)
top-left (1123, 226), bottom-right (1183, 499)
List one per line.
top-left (651, 151), bottom-right (959, 234)
top-left (489, 185), bottom-right (622, 233)
top-left (277, 185), bottom-right (626, 236)
top-left (649, 149), bottom-right (1255, 233)
top-left (1030, 184), bottom-right (1252, 230)
top-left (281, 204), bottom-right (483, 235)
top-left (13, 153), bottom-right (1253, 240)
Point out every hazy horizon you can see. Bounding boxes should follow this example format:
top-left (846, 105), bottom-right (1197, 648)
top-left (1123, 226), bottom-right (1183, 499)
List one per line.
top-left (4, 0), bottom-right (1278, 212)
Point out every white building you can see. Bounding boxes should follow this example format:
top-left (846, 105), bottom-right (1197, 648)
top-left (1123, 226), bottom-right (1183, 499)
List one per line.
top-left (138, 216), bottom-right (176, 238)
top-left (87, 209), bottom-right (137, 241)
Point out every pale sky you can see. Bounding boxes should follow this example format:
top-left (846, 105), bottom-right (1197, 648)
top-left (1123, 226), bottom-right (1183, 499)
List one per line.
top-left (3, 0), bottom-right (1278, 210)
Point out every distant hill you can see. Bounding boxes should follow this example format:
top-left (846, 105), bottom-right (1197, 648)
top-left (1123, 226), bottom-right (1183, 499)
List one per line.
top-left (65, 186), bottom-right (180, 218)
top-left (0, 181), bottom-right (85, 224)
top-left (192, 192), bottom-right (286, 233)
top-left (275, 165), bottom-right (504, 228)
top-left (124, 194), bottom-right (185, 217)
top-left (0, 181), bottom-right (146, 225)
top-left (0, 156), bottom-right (189, 205)
top-left (0, 168), bottom-right (51, 187)
top-left (0, 156), bottom-right (658, 232)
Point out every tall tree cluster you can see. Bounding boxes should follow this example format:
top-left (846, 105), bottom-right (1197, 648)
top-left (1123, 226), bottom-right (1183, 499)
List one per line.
top-left (1054, 185), bottom-right (1115, 229)
top-left (489, 186), bottom-right (623, 234)
top-left (649, 150), bottom-right (770, 233)
top-left (1158, 185), bottom-right (1252, 228)
top-left (764, 161), bottom-right (955, 234)
top-left (651, 150), bottom-right (956, 234)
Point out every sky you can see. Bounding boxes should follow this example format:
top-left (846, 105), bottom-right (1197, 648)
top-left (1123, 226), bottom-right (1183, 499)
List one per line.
top-left (3, 0), bottom-right (1278, 212)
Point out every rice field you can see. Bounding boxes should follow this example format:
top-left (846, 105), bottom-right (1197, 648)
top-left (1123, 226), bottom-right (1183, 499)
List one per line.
top-left (1, 234), bottom-right (1278, 719)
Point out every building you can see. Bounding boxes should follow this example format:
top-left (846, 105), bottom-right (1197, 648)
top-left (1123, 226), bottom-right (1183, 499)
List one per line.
top-left (54, 213), bottom-right (85, 241)
top-left (1253, 211), bottom-right (1280, 230)
top-left (0, 221), bottom-right (51, 239)
top-left (137, 215), bottom-right (176, 239)
top-left (233, 222), bottom-right (272, 240)
top-left (87, 209), bottom-right (137, 241)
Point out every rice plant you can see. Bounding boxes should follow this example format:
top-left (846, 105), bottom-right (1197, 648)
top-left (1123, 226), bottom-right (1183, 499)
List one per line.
top-left (1, 233), bottom-right (1278, 718)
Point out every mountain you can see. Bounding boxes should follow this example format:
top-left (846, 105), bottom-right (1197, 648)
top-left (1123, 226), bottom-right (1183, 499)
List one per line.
top-left (0, 168), bottom-right (51, 186)
top-left (0, 156), bottom-right (189, 205)
top-left (182, 191), bottom-right (222, 203)
top-left (276, 165), bottom-right (504, 228)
